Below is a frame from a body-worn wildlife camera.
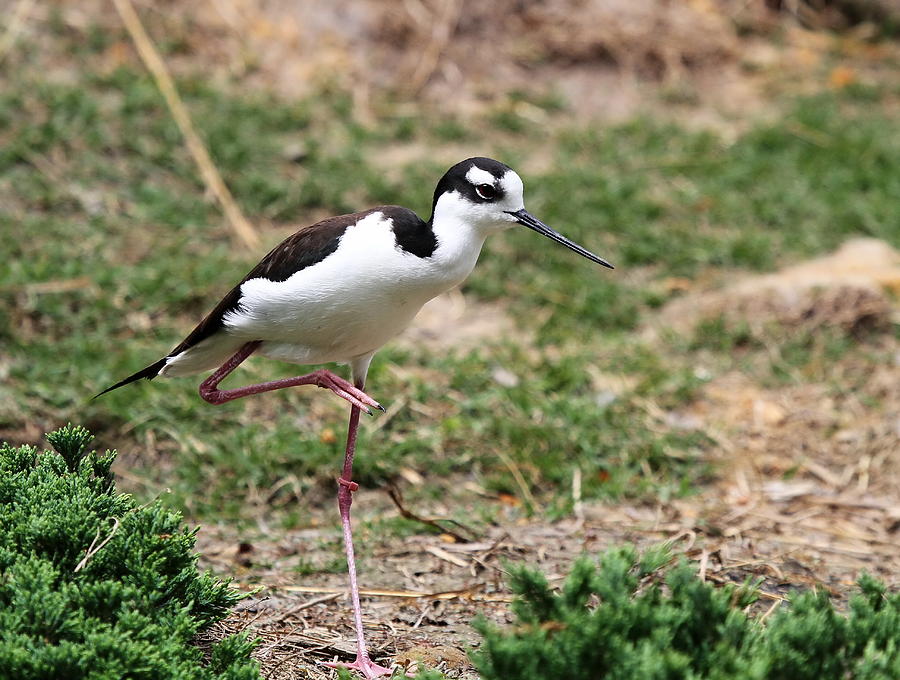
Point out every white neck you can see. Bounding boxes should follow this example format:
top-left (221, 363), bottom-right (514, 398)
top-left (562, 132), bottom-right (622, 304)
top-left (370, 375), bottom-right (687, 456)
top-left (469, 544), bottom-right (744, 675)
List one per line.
top-left (425, 179), bottom-right (525, 289)
top-left (429, 211), bottom-right (489, 287)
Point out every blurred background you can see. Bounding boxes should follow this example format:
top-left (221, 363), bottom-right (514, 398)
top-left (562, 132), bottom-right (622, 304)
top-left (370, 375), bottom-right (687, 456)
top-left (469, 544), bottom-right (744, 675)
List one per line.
top-left (1, 0), bottom-right (899, 669)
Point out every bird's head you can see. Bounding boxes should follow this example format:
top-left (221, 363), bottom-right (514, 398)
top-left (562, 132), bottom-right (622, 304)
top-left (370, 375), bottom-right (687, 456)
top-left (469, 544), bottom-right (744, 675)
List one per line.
top-left (430, 157), bottom-right (613, 269)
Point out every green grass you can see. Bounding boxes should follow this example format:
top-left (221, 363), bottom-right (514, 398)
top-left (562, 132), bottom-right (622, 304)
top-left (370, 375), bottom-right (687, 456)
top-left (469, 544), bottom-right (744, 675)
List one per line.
top-left (2, 45), bottom-right (899, 526)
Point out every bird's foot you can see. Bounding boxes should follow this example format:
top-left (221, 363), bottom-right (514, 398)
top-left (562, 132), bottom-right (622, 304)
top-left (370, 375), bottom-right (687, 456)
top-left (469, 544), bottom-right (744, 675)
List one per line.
top-left (322, 655), bottom-right (395, 679)
top-left (314, 370), bottom-right (384, 415)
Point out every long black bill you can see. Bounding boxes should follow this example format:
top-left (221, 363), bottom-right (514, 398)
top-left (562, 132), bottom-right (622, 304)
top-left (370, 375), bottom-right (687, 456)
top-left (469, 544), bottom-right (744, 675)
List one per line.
top-left (507, 209), bottom-right (614, 269)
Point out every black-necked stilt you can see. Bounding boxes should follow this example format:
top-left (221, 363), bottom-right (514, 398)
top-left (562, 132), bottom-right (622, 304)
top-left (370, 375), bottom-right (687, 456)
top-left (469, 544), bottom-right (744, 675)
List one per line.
top-left (98, 157), bottom-right (612, 678)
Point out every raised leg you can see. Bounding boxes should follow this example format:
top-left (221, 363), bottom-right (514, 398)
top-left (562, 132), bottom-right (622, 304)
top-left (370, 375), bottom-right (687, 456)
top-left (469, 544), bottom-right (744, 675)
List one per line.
top-left (198, 341), bottom-right (383, 414)
top-left (322, 382), bottom-right (394, 679)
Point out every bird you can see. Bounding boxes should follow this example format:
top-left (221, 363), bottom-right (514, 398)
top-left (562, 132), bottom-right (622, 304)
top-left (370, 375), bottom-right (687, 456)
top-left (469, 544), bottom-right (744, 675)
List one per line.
top-left (98, 157), bottom-right (613, 679)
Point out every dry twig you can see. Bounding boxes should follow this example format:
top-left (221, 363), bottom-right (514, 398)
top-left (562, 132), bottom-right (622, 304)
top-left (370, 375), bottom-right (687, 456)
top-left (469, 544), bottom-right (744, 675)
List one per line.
top-left (405, 0), bottom-right (462, 95)
top-left (494, 447), bottom-right (541, 513)
top-left (74, 518), bottom-right (120, 572)
top-left (277, 584), bottom-right (512, 603)
top-left (387, 484), bottom-right (478, 543)
top-left (0, 0), bottom-right (35, 64)
top-left (111, 0), bottom-right (260, 251)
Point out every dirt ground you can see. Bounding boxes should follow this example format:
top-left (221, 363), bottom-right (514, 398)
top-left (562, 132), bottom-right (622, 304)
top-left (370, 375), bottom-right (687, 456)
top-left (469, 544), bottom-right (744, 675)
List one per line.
top-left (195, 408), bottom-right (900, 679)
top-left (26, 0), bottom-right (895, 129)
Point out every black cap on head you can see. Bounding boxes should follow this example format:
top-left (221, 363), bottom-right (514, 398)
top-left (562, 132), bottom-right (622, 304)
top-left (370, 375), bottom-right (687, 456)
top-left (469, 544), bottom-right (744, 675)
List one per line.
top-left (430, 157), bottom-right (512, 219)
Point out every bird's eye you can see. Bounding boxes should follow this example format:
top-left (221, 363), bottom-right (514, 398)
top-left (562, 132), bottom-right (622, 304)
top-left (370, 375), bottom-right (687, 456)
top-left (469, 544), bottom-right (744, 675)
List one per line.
top-left (475, 184), bottom-right (496, 200)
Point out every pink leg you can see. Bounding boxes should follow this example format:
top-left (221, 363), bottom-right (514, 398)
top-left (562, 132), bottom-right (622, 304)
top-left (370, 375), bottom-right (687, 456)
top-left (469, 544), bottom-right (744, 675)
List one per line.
top-left (201, 345), bottom-right (393, 676)
top-left (200, 342), bottom-right (391, 680)
top-left (198, 341), bottom-right (383, 414)
top-left (322, 382), bottom-right (394, 679)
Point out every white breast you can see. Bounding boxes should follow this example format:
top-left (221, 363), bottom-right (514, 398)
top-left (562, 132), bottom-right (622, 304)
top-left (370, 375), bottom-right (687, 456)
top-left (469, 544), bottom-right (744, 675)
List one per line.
top-left (222, 210), bottom-right (486, 366)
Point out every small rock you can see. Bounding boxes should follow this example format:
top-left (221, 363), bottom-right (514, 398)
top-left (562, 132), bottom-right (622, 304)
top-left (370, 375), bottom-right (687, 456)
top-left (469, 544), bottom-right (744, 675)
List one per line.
top-left (753, 399), bottom-right (785, 427)
top-left (282, 142), bottom-right (309, 163)
top-left (594, 391), bottom-right (618, 408)
top-left (492, 366), bottom-right (519, 387)
top-left (665, 411), bottom-right (703, 430)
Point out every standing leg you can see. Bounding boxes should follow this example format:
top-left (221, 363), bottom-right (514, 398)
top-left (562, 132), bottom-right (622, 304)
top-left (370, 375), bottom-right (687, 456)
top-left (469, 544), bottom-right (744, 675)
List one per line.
top-left (323, 379), bottom-right (393, 679)
top-left (201, 345), bottom-right (390, 676)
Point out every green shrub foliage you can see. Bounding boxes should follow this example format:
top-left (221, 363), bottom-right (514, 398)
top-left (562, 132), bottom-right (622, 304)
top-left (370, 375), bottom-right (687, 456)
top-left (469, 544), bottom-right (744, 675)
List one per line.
top-left (474, 546), bottom-right (900, 680)
top-left (0, 425), bottom-right (259, 679)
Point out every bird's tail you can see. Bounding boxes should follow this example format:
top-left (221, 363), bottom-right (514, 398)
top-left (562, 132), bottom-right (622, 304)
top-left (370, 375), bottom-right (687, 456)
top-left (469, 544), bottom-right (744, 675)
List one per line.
top-left (94, 357), bottom-right (168, 399)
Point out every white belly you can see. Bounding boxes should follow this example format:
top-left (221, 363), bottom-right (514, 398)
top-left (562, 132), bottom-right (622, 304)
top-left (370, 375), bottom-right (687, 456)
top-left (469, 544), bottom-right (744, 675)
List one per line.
top-left (250, 291), bottom-right (429, 366)
top-left (161, 287), bottom-right (431, 378)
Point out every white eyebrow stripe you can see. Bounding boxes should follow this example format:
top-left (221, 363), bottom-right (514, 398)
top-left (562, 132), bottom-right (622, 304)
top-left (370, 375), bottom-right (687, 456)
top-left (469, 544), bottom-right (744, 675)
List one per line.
top-left (465, 166), bottom-right (497, 186)
top-left (499, 170), bottom-right (523, 197)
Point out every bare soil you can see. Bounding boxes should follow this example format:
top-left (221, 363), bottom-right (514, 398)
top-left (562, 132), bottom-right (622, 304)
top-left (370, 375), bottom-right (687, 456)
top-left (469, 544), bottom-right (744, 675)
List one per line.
top-left (27, 0), bottom-right (895, 128)
top-left (195, 425), bottom-right (900, 678)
